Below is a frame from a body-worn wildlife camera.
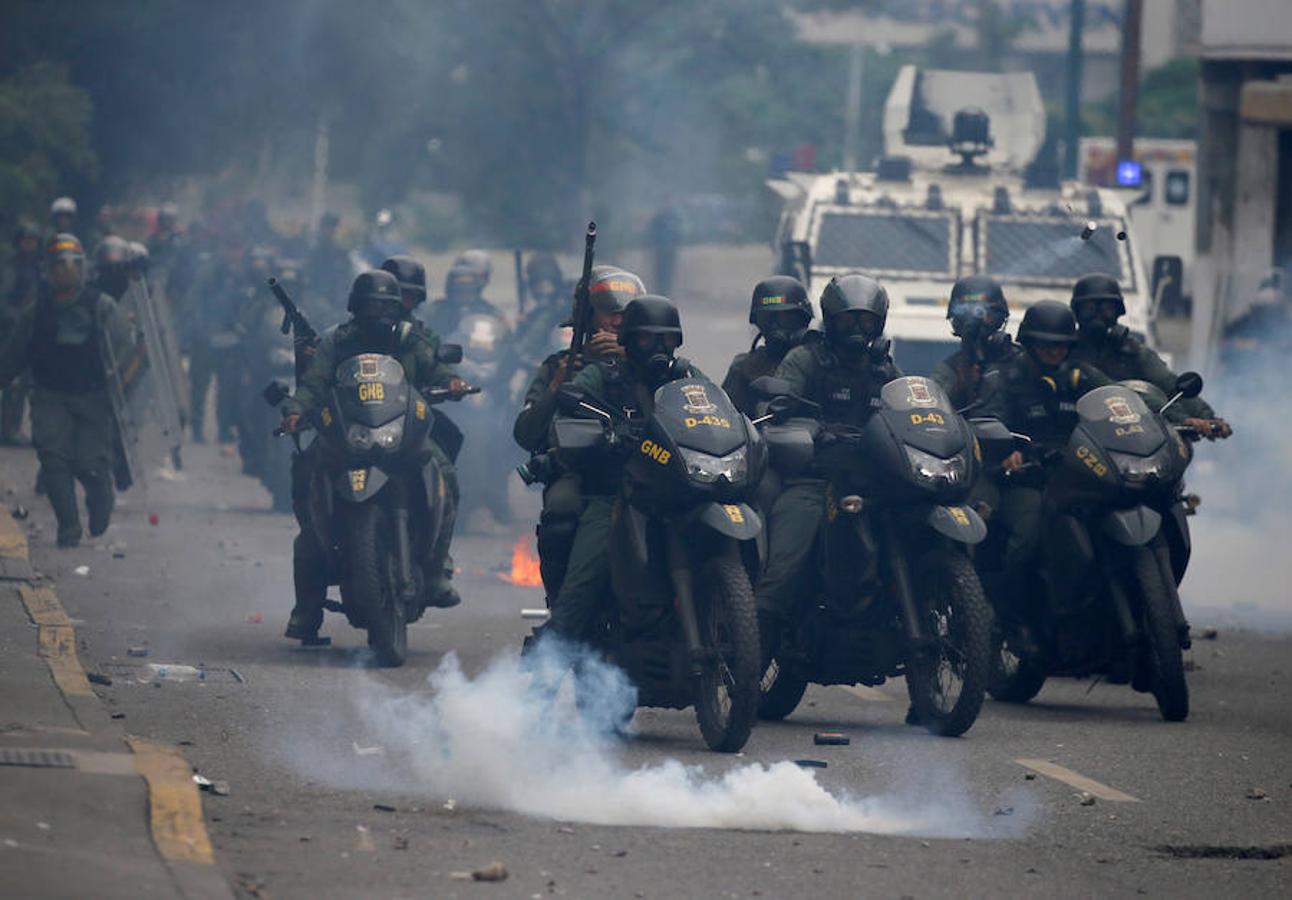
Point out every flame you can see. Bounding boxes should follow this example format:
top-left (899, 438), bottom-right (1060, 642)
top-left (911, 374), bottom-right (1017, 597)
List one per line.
top-left (499, 535), bottom-right (543, 587)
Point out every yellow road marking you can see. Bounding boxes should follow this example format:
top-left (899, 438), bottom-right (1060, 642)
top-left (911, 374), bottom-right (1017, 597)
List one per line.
top-left (0, 507), bottom-right (28, 559)
top-left (19, 586), bottom-right (93, 698)
top-left (841, 684), bottom-right (893, 703)
top-left (1015, 758), bottom-right (1141, 802)
top-left (129, 737), bottom-right (217, 865)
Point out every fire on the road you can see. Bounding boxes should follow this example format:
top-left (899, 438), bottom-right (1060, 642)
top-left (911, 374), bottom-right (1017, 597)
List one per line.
top-left (498, 535), bottom-right (542, 587)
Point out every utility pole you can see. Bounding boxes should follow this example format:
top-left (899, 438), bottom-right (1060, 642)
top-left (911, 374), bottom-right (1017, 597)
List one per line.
top-left (1064, 0), bottom-right (1086, 179)
top-left (1116, 0), bottom-right (1143, 165)
top-left (842, 43), bottom-right (865, 173)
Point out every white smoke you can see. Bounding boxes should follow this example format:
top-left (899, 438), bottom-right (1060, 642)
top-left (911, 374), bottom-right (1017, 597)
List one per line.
top-left (283, 639), bottom-right (1029, 838)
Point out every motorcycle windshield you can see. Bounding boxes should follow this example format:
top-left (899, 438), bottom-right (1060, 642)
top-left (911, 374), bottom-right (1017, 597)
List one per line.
top-left (652, 378), bottom-right (746, 456)
top-left (333, 353), bottom-right (410, 427)
top-left (1075, 385), bottom-right (1166, 456)
top-left (877, 375), bottom-right (966, 458)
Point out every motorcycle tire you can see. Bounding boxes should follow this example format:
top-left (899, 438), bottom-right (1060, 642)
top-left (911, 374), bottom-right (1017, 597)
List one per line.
top-left (342, 503), bottom-right (407, 668)
top-left (758, 658), bottom-right (809, 721)
top-left (905, 548), bottom-right (992, 737)
top-left (988, 638), bottom-right (1047, 704)
top-left (694, 557), bottom-right (761, 753)
top-left (1134, 545), bottom-right (1189, 722)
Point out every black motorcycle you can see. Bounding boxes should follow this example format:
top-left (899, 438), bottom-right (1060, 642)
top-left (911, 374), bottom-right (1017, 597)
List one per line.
top-left (287, 346), bottom-right (473, 666)
top-left (985, 374), bottom-right (1206, 721)
top-left (538, 376), bottom-right (766, 753)
top-left (752, 375), bottom-right (1000, 737)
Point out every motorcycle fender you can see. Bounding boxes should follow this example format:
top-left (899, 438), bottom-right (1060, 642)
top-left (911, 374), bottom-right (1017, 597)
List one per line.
top-left (693, 502), bottom-right (762, 541)
top-left (335, 465), bottom-right (388, 503)
top-left (1164, 502), bottom-right (1191, 584)
top-left (926, 504), bottom-right (987, 545)
top-left (1101, 506), bottom-right (1162, 546)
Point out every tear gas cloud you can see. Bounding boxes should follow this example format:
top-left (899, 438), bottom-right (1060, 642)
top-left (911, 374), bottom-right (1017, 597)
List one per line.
top-left (276, 639), bottom-right (1031, 837)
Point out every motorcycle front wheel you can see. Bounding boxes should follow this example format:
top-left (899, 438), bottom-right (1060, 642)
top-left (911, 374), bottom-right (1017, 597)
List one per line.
top-left (905, 548), bottom-right (992, 737)
top-left (342, 502), bottom-right (407, 668)
top-left (1134, 544), bottom-right (1189, 721)
top-left (694, 557), bottom-right (761, 753)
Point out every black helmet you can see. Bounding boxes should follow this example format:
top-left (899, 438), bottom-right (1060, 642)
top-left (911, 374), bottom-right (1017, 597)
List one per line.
top-left (820, 274), bottom-right (889, 352)
top-left (619, 294), bottom-right (683, 379)
top-left (347, 269), bottom-right (404, 321)
top-left (948, 274), bottom-right (1009, 336)
top-left (526, 253), bottom-right (562, 287)
top-left (1070, 273), bottom-right (1125, 317)
top-left (446, 251), bottom-right (490, 297)
top-left (589, 265), bottom-right (645, 314)
top-left (1017, 300), bottom-right (1078, 346)
top-left (453, 249), bottom-right (492, 283)
top-left (94, 235), bottom-right (130, 269)
top-left (380, 255), bottom-right (427, 305)
top-left (748, 275), bottom-right (811, 325)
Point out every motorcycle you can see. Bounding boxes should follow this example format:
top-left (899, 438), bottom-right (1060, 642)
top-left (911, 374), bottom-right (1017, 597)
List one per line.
top-left (751, 374), bottom-right (1001, 737)
top-left (534, 376), bottom-right (767, 752)
top-left (285, 343), bottom-right (474, 666)
top-left (984, 373), bottom-right (1207, 722)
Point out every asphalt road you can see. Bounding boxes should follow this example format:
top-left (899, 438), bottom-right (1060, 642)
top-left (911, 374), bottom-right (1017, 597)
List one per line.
top-left (1, 434), bottom-right (1289, 900)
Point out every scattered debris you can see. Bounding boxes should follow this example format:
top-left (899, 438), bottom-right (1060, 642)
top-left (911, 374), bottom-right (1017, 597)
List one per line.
top-left (87, 672), bottom-right (112, 686)
top-left (794, 759), bottom-right (827, 769)
top-left (814, 732), bottom-right (850, 746)
top-left (373, 803), bottom-right (397, 813)
top-left (351, 742), bottom-right (384, 757)
top-left (556, 826), bottom-right (576, 835)
top-left (611, 850), bottom-right (628, 858)
top-left (354, 825), bottom-right (375, 852)
top-left (1153, 843), bottom-right (1292, 860)
top-left (443, 798), bottom-right (458, 812)
top-left (993, 806), bottom-right (1015, 817)
top-left (1200, 627), bottom-right (1219, 641)
top-left (11, 505), bottom-right (28, 520)
top-left (1024, 772), bottom-right (1037, 781)
top-left (147, 663), bottom-right (205, 683)
top-left (110, 712), bottom-right (125, 719)
top-left (127, 646), bottom-right (149, 658)
top-left (392, 835), bottom-right (409, 850)
top-left (192, 774), bottom-right (230, 796)
top-left (470, 862), bottom-right (508, 882)
top-left (1078, 792), bottom-right (1097, 806)
top-left (73, 566), bottom-right (90, 577)
top-left (246, 612), bottom-right (264, 624)
top-left (1246, 788), bottom-right (1269, 801)
top-left (148, 514), bottom-right (159, 526)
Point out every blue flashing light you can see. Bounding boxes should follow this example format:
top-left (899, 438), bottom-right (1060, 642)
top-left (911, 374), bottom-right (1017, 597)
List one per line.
top-left (1115, 160), bottom-right (1143, 187)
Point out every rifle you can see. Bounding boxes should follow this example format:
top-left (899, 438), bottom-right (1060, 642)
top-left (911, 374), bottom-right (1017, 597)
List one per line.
top-left (267, 276), bottom-right (319, 379)
top-left (569, 221), bottom-right (597, 357)
top-left (514, 249), bottom-right (527, 318)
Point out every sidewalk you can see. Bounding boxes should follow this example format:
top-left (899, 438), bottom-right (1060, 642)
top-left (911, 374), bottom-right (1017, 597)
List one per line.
top-left (0, 477), bottom-right (229, 899)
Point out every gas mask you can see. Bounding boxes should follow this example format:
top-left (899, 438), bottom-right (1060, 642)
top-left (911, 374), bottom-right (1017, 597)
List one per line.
top-left (830, 310), bottom-right (882, 357)
top-left (758, 311), bottom-right (809, 357)
top-left (628, 333), bottom-right (680, 382)
top-left (1075, 301), bottom-right (1126, 344)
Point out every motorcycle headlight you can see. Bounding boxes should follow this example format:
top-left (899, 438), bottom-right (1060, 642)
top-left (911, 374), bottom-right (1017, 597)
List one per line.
top-left (1109, 451), bottom-right (1165, 484)
top-left (678, 446), bottom-right (748, 485)
top-left (904, 446), bottom-right (966, 487)
top-left (346, 423), bottom-right (374, 451)
top-left (371, 417), bottom-right (404, 450)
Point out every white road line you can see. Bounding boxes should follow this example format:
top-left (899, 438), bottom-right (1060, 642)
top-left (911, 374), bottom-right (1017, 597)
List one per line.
top-left (1015, 758), bottom-right (1141, 802)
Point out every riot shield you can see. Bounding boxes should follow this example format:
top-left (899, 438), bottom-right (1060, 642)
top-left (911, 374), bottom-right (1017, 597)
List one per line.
top-left (101, 276), bottom-right (187, 487)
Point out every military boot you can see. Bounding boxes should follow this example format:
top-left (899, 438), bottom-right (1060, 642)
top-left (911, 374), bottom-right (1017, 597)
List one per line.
top-left (83, 469), bottom-right (114, 537)
top-left (43, 465), bottom-right (82, 547)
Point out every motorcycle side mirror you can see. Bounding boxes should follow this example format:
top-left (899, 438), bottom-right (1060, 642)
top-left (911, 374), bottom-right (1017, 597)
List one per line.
top-left (750, 376), bottom-right (793, 399)
top-left (766, 395), bottom-right (796, 424)
top-left (437, 343), bottom-right (464, 365)
top-left (556, 383), bottom-right (591, 415)
top-left (868, 335), bottom-right (893, 363)
top-left (1175, 371), bottom-right (1203, 399)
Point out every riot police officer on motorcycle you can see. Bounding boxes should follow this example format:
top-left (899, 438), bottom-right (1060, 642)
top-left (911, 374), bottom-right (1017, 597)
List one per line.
top-left (427, 250), bottom-right (502, 338)
top-left (279, 270), bottom-right (471, 642)
top-left (931, 274), bottom-right (1019, 410)
top-left (756, 274), bottom-right (901, 665)
top-left (1068, 273), bottom-right (1231, 439)
top-left (722, 276), bottom-right (815, 418)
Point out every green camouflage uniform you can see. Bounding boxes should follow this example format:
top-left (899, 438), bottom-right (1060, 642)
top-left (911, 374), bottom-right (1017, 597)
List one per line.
top-left (0, 285), bottom-right (134, 544)
top-left (1068, 330), bottom-right (1214, 421)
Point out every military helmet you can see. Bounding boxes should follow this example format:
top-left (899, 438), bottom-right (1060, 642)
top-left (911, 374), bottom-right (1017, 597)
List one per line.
top-left (94, 235), bottom-right (130, 269)
top-left (1017, 300), bottom-right (1078, 346)
top-left (947, 274), bottom-right (1008, 335)
top-left (589, 265), bottom-right (646, 314)
top-left (454, 249), bottom-right (492, 283)
top-left (1070, 273), bottom-right (1125, 317)
top-left (618, 295), bottom-right (683, 347)
top-left (127, 241), bottom-right (150, 273)
top-left (46, 232), bottom-right (85, 264)
top-left (526, 253), bottom-right (562, 286)
top-left (157, 203), bottom-right (179, 227)
top-left (12, 220), bottom-right (41, 249)
top-left (380, 255), bottom-right (427, 303)
top-left (820, 274), bottom-right (889, 351)
top-left (50, 196), bottom-right (78, 218)
top-left (748, 275), bottom-right (811, 325)
top-left (347, 269), bottom-right (404, 318)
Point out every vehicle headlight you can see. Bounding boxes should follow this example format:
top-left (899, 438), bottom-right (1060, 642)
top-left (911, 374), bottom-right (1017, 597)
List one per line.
top-left (346, 423), bottom-right (374, 451)
top-left (679, 446), bottom-right (748, 485)
top-left (1109, 451), bottom-right (1165, 484)
top-left (371, 418), bottom-right (404, 450)
top-left (905, 446), bottom-right (966, 487)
